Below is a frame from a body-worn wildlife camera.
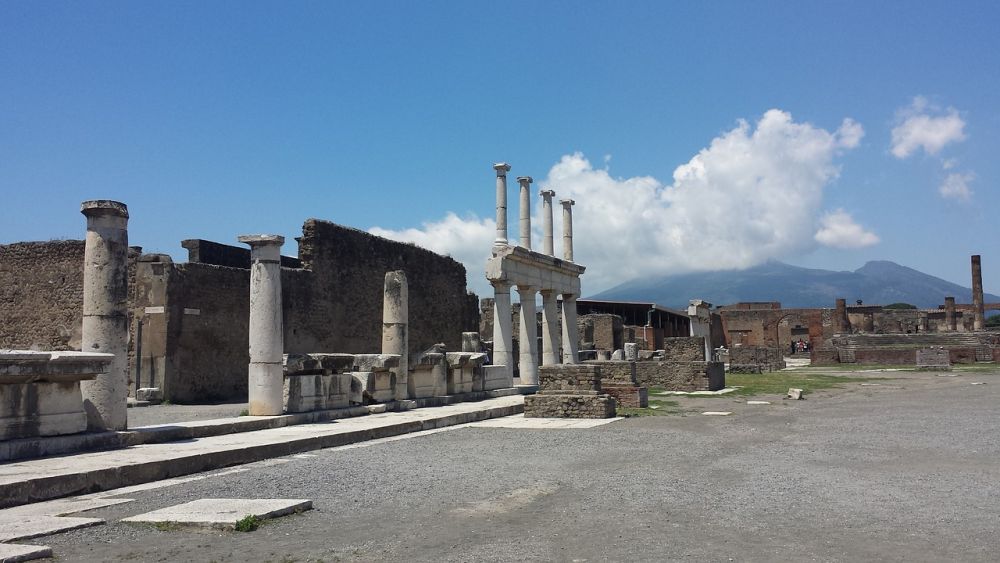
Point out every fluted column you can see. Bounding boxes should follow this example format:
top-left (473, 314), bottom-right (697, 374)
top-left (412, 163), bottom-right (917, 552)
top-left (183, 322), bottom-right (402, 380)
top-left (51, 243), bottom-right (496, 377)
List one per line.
top-left (540, 290), bottom-right (560, 365)
top-left (494, 162), bottom-right (511, 248)
top-left (972, 255), bottom-right (985, 331)
top-left (491, 281), bottom-right (514, 379)
top-left (560, 198), bottom-right (575, 262)
top-left (239, 234), bottom-right (285, 416)
top-left (561, 294), bottom-right (580, 363)
top-left (517, 176), bottom-right (533, 250)
top-left (540, 189), bottom-right (555, 256)
top-left (517, 286), bottom-right (539, 385)
top-left (80, 200), bottom-right (130, 431)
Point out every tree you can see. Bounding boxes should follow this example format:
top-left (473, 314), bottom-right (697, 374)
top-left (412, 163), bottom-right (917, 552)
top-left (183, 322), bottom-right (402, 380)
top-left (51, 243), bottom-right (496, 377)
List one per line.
top-left (884, 302), bottom-right (917, 310)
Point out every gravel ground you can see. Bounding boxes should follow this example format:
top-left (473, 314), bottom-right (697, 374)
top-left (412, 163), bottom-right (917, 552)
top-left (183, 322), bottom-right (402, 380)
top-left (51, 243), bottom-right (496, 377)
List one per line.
top-left (127, 403), bottom-right (249, 427)
top-left (29, 369), bottom-right (1000, 562)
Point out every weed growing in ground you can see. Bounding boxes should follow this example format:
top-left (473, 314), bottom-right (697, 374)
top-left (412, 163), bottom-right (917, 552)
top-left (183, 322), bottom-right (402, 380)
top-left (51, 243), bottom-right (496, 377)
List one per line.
top-left (238, 408), bottom-right (250, 416)
top-left (234, 514), bottom-right (261, 532)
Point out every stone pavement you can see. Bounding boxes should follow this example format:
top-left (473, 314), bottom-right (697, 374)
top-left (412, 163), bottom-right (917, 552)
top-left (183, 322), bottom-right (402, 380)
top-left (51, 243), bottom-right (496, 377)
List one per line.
top-left (0, 395), bottom-right (524, 510)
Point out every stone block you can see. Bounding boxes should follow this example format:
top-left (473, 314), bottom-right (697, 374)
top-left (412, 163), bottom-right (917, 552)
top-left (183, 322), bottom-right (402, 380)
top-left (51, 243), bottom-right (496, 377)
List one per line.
top-left (327, 373), bottom-right (351, 409)
top-left (351, 371), bottom-right (395, 404)
top-left (916, 348), bottom-right (951, 371)
top-left (483, 365), bottom-right (513, 391)
top-left (409, 346), bottom-right (447, 399)
top-left (538, 364), bottom-right (603, 393)
top-left (135, 387), bottom-right (162, 403)
top-left (787, 388), bottom-right (803, 400)
top-left (283, 374), bottom-right (326, 413)
top-left (602, 385), bottom-right (648, 408)
top-left (524, 394), bottom-right (616, 418)
top-left (0, 381), bottom-right (88, 440)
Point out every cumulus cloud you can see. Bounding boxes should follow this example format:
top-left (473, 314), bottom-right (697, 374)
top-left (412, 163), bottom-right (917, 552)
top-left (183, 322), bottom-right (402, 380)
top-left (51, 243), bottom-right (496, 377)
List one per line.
top-left (939, 172), bottom-right (974, 201)
top-left (890, 96), bottom-right (966, 158)
top-left (371, 109), bottom-right (874, 295)
top-left (814, 209), bottom-right (880, 249)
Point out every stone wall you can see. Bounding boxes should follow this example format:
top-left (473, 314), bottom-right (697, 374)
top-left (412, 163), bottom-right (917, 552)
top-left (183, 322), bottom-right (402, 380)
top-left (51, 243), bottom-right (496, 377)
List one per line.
top-left (662, 337), bottom-right (706, 362)
top-left (729, 346), bottom-right (786, 371)
top-left (634, 361), bottom-right (725, 391)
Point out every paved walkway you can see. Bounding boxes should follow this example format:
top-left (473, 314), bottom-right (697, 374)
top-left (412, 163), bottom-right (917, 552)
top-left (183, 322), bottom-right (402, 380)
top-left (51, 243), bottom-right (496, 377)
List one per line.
top-left (0, 395), bottom-right (524, 510)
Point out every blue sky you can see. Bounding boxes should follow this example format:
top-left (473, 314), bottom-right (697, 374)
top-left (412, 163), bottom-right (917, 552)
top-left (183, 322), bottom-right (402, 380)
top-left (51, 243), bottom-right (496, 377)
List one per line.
top-left (2, 1), bottom-right (997, 298)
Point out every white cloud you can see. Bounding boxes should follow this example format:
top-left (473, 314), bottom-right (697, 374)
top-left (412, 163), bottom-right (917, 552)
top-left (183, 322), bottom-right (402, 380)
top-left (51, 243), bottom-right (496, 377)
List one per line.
top-left (890, 97), bottom-right (966, 158)
top-left (939, 172), bottom-right (974, 201)
top-left (371, 109), bottom-right (873, 296)
top-left (814, 209), bottom-right (880, 249)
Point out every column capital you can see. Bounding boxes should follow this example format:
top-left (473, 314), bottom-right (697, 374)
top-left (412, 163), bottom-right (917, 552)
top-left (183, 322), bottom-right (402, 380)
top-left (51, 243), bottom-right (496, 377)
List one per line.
top-left (539, 189), bottom-right (555, 199)
top-left (81, 200), bottom-right (129, 219)
top-left (238, 234), bottom-right (285, 247)
top-left (516, 176), bottom-right (533, 186)
top-left (490, 280), bottom-right (511, 291)
top-left (560, 198), bottom-right (576, 207)
top-left (493, 162), bottom-right (512, 177)
top-left (516, 284), bottom-right (538, 293)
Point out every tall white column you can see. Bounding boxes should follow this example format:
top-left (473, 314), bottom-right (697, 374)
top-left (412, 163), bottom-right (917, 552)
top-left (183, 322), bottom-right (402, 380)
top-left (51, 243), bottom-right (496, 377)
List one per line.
top-left (494, 162), bottom-right (511, 248)
top-left (492, 281), bottom-right (514, 379)
top-left (517, 176), bottom-right (533, 249)
top-left (561, 294), bottom-right (580, 363)
top-left (80, 200), bottom-right (130, 431)
top-left (540, 189), bottom-right (555, 256)
top-left (560, 198), bottom-right (575, 262)
top-left (239, 234), bottom-right (285, 416)
top-left (382, 270), bottom-right (408, 400)
top-left (517, 286), bottom-right (539, 385)
top-left (540, 290), bottom-right (560, 365)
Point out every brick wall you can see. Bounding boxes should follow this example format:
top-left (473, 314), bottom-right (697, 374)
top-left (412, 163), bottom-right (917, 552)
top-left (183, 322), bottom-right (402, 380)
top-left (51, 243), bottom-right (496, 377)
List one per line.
top-left (634, 361), bottom-right (724, 391)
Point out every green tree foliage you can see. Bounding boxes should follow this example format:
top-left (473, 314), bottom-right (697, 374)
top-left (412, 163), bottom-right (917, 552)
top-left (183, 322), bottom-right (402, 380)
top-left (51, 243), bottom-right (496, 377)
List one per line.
top-left (884, 302), bottom-right (918, 309)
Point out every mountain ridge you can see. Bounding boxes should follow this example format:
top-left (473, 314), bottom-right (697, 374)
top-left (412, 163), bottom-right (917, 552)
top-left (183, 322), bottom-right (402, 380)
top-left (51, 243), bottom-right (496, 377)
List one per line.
top-left (589, 260), bottom-right (1000, 310)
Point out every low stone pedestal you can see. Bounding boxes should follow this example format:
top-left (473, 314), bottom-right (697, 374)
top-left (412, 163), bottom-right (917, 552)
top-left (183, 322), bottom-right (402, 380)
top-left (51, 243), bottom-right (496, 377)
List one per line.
top-left (1, 350), bottom-right (113, 440)
top-left (583, 360), bottom-right (648, 408)
top-left (524, 364), bottom-right (617, 419)
top-left (352, 354), bottom-right (401, 403)
top-left (602, 385), bottom-right (648, 408)
top-left (446, 352), bottom-right (486, 395)
top-left (916, 348), bottom-right (952, 371)
top-left (410, 345), bottom-right (447, 399)
top-left (483, 365), bottom-right (513, 391)
top-left (283, 353), bottom-right (356, 413)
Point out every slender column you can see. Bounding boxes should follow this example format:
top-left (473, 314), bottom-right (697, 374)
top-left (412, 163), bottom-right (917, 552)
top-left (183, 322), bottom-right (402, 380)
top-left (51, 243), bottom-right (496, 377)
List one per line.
top-left (239, 234), bottom-right (285, 416)
top-left (382, 270), bottom-right (408, 400)
top-left (517, 176), bottom-right (533, 249)
top-left (540, 190), bottom-right (555, 256)
top-left (517, 286), bottom-right (539, 385)
top-left (491, 281), bottom-right (514, 379)
top-left (972, 255), bottom-right (985, 331)
top-left (540, 290), bottom-right (560, 365)
top-left (560, 198), bottom-right (575, 262)
top-left (493, 162), bottom-right (511, 248)
top-left (945, 296), bottom-right (956, 331)
top-left (80, 200), bottom-right (130, 431)
top-left (561, 294), bottom-right (580, 363)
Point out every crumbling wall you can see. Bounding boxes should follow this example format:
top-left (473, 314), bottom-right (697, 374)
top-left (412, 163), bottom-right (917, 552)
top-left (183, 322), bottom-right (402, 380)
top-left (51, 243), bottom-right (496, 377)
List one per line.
top-left (662, 337), bottom-right (706, 362)
top-left (634, 361), bottom-right (724, 391)
top-left (293, 220), bottom-right (476, 356)
top-left (0, 241), bottom-right (87, 351)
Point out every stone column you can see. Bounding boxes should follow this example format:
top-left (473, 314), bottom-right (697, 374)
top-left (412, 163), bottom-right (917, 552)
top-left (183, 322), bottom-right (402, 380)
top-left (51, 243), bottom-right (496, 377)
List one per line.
top-left (517, 286), bottom-right (539, 386)
top-left (834, 298), bottom-right (849, 334)
top-left (494, 162), bottom-right (511, 248)
top-left (972, 255), bottom-right (985, 331)
top-left (945, 296), bottom-right (957, 331)
top-left (560, 199), bottom-right (575, 262)
top-left (540, 189), bottom-right (555, 256)
top-left (540, 290), bottom-right (560, 365)
top-left (80, 200), bottom-right (130, 431)
top-left (491, 281), bottom-right (514, 379)
top-left (517, 176), bottom-right (533, 250)
top-left (382, 270), bottom-right (408, 400)
top-left (239, 234), bottom-right (285, 416)
top-left (561, 294), bottom-right (580, 363)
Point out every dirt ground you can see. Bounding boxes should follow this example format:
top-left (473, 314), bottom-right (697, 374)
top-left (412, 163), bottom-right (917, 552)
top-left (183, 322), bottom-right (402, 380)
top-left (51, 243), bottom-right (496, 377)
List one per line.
top-left (27, 367), bottom-right (1000, 562)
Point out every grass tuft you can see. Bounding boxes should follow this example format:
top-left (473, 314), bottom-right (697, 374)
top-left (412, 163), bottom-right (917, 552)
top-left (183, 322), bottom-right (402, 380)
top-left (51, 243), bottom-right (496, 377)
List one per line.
top-left (234, 514), bottom-right (261, 532)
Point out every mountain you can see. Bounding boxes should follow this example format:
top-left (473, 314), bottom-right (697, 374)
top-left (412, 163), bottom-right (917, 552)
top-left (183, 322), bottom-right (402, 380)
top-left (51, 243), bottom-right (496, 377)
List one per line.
top-left (589, 260), bottom-right (1000, 310)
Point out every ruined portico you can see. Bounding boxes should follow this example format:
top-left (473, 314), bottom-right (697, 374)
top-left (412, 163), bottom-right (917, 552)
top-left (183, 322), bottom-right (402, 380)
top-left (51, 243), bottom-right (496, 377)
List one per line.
top-left (486, 163), bottom-right (586, 388)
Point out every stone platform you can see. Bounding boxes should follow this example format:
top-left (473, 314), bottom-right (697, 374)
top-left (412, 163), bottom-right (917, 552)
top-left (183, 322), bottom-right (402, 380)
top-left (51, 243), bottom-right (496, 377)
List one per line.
top-left (524, 364), bottom-right (617, 419)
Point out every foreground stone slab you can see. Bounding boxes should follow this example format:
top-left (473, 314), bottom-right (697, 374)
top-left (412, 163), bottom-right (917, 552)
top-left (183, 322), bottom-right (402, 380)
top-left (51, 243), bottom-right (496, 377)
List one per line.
top-left (122, 498), bottom-right (312, 529)
top-left (467, 414), bottom-right (623, 429)
top-left (0, 543), bottom-right (53, 562)
top-left (0, 395), bottom-right (524, 508)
